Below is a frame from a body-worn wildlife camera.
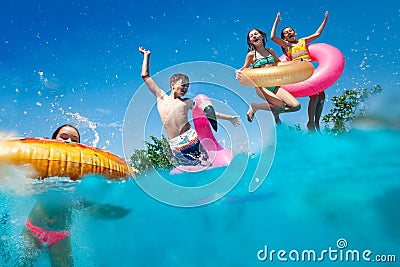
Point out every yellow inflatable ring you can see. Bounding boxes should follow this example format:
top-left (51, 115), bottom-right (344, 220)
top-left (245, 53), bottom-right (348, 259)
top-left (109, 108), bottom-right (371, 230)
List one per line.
top-left (0, 138), bottom-right (133, 181)
top-left (238, 61), bottom-right (314, 87)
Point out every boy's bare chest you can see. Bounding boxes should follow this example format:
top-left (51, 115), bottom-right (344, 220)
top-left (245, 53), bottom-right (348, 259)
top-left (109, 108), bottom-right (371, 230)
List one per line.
top-left (157, 98), bottom-right (187, 115)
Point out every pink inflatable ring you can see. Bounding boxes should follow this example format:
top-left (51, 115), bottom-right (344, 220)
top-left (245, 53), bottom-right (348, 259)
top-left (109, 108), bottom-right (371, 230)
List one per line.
top-left (280, 43), bottom-right (345, 97)
top-left (170, 94), bottom-right (232, 174)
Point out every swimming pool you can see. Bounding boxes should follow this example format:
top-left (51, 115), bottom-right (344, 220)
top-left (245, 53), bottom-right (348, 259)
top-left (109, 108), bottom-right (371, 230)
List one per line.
top-left (1, 127), bottom-right (399, 266)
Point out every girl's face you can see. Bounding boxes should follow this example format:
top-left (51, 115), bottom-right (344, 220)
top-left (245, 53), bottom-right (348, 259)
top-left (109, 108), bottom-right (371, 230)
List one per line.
top-left (55, 126), bottom-right (80, 143)
top-left (248, 29), bottom-right (264, 47)
top-left (282, 27), bottom-right (296, 42)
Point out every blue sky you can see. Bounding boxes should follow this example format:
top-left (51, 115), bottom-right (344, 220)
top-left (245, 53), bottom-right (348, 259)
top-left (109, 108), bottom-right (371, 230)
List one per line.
top-left (0, 0), bottom-right (399, 157)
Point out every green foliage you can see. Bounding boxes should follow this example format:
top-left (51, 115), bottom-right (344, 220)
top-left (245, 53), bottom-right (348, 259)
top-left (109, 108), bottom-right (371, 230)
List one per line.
top-left (129, 148), bottom-right (152, 173)
top-left (130, 135), bottom-right (176, 173)
top-left (322, 85), bottom-right (383, 133)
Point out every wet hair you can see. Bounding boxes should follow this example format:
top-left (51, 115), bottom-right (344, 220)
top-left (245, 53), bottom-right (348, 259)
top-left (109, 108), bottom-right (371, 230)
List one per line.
top-left (169, 73), bottom-right (190, 87)
top-left (52, 124), bottom-right (80, 142)
top-left (247, 28), bottom-right (267, 52)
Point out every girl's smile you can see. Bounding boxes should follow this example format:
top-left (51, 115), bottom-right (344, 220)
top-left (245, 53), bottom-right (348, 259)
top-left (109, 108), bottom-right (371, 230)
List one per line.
top-left (248, 30), bottom-right (263, 45)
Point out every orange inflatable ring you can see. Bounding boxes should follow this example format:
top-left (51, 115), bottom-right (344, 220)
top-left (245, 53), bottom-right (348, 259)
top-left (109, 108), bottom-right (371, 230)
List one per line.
top-left (238, 61), bottom-right (314, 87)
top-left (0, 138), bottom-right (133, 181)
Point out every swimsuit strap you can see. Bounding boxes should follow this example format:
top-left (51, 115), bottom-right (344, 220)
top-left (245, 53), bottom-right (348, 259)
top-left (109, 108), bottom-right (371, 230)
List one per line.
top-left (254, 48), bottom-right (273, 60)
top-left (253, 48), bottom-right (275, 68)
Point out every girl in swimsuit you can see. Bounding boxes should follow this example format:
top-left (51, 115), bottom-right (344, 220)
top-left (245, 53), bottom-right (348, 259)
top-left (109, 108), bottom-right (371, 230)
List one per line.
top-left (19, 124), bottom-right (130, 266)
top-left (236, 28), bottom-right (301, 124)
top-left (271, 11), bottom-right (329, 132)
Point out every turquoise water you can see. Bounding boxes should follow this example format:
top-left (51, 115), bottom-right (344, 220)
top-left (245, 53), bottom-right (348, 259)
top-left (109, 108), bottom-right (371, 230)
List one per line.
top-left (1, 127), bottom-right (399, 266)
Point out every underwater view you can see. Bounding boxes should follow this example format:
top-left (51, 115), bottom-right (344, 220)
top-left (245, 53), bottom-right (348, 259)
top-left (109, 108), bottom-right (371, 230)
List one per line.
top-left (1, 0), bottom-right (399, 266)
top-left (1, 129), bottom-right (399, 266)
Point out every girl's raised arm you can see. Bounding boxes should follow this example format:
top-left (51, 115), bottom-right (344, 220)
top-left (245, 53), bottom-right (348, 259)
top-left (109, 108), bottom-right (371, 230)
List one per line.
top-left (304, 11), bottom-right (329, 43)
top-left (270, 12), bottom-right (287, 48)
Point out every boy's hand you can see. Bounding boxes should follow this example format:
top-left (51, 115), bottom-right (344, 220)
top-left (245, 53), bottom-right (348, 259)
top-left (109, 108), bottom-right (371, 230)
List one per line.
top-left (139, 47), bottom-right (151, 55)
top-left (230, 116), bottom-right (241, 127)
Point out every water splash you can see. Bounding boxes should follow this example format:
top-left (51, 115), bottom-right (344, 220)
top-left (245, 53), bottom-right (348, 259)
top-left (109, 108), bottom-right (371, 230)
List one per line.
top-left (0, 163), bottom-right (36, 196)
top-left (58, 109), bottom-right (101, 147)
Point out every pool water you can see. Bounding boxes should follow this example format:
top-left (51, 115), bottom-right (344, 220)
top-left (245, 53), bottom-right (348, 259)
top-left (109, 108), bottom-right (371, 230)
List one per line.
top-left (1, 127), bottom-right (399, 266)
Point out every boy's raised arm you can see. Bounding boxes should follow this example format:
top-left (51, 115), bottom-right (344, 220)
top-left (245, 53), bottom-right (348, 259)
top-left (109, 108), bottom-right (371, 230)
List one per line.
top-left (139, 47), bottom-right (165, 99)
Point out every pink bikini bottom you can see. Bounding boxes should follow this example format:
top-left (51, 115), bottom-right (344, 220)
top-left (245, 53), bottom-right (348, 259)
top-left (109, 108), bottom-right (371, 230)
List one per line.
top-left (26, 220), bottom-right (71, 247)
